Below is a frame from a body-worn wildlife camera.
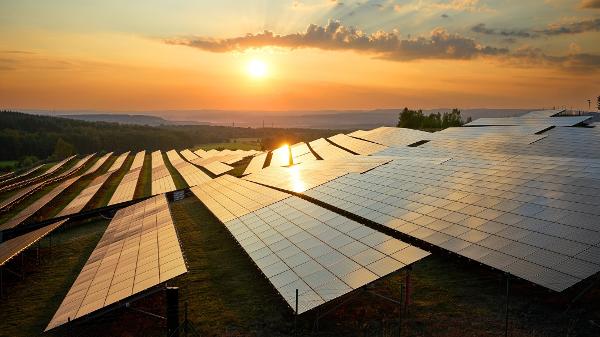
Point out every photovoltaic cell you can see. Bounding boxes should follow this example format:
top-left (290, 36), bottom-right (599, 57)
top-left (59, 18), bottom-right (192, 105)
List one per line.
top-left (0, 219), bottom-right (66, 266)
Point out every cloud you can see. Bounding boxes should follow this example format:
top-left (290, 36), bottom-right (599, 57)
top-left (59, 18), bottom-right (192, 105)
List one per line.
top-left (510, 46), bottom-right (600, 71)
top-left (471, 23), bottom-right (534, 38)
top-left (166, 20), bottom-right (507, 61)
top-left (538, 18), bottom-right (600, 35)
top-left (579, 0), bottom-right (600, 8)
top-left (471, 19), bottom-right (600, 39)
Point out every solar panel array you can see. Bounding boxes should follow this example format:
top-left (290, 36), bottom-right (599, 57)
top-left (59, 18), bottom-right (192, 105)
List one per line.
top-left (0, 155), bottom-right (94, 214)
top-left (108, 152), bottom-right (130, 172)
top-left (520, 109), bottom-right (564, 118)
top-left (243, 152), bottom-right (268, 176)
top-left (309, 138), bottom-right (354, 160)
top-left (203, 161), bottom-right (234, 176)
top-left (466, 116), bottom-right (591, 127)
top-left (58, 153), bottom-right (129, 217)
top-left (328, 134), bottom-right (387, 155)
top-left (0, 154), bottom-right (99, 230)
top-left (0, 164), bottom-right (42, 187)
top-left (46, 195), bottom-right (187, 331)
top-left (0, 219), bottom-right (66, 267)
top-left (0, 156), bottom-right (75, 193)
top-left (151, 151), bottom-right (177, 195)
top-left (191, 176), bottom-right (429, 314)
top-left (166, 150), bottom-right (211, 187)
top-left (108, 151), bottom-right (145, 206)
top-left (301, 157), bottom-right (600, 291)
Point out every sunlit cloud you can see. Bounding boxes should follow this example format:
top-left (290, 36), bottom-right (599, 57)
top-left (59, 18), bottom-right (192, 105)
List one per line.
top-left (166, 20), bottom-right (508, 61)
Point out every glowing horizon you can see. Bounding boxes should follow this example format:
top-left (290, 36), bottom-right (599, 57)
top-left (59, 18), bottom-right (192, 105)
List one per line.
top-left (0, 1), bottom-right (599, 112)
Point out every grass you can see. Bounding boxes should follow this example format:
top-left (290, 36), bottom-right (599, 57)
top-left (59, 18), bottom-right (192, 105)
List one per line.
top-left (0, 160), bottom-right (18, 170)
top-left (195, 142), bottom-right (261, 151)
top-left (162, 152), bottom-right (187, 190)
top-left (133, 153), bottom-right (152, 199)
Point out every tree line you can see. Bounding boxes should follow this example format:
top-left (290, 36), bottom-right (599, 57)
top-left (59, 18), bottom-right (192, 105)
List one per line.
top-left (397, 108), bottom-right (471, 130)
top-left (0, 111), bottom-right (339, 163)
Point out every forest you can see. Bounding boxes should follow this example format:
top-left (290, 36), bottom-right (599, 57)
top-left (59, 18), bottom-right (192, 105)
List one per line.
top-left (0, 111), bottom-right (340, 165)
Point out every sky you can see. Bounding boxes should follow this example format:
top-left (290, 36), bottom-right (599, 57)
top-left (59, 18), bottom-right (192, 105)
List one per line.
top-left (0, 0), bottom-right (599, 112)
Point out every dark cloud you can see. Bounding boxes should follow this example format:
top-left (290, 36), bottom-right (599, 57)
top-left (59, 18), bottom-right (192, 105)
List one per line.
top-left (537, 18), bottom-right (600, 35)
top-left (471, 19), bottom-right (600, 39)
top-left (441, 14), bottom-right (449, 18)
top-left (471, 23), bottom-right (534, 38)
top-left (166, 20), bottom-right (507, 61)
top-left (579, 0), bottom-right (600, 8)
top-left (511, 46), bottom-right (600, 71)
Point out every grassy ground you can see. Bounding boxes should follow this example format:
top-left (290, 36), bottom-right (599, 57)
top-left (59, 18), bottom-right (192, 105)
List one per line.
top-left (0, 160), bottom-right (18, 171)
top-left (133, 153), bottom-right (152, 199)
top-left (162, 152), bottom-right (187, 190)
top-left (195, 142), bottom-right (261, 151)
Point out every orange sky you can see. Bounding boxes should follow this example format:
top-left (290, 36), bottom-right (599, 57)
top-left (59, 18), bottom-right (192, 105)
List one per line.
top-left (1, 1), bottom-right (599, 112)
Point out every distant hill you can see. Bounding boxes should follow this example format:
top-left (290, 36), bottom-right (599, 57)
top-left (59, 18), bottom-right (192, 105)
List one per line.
top-left (40, 108), bottom-right (533, 129)
top-left (57, 114), bottom-right (209, 126)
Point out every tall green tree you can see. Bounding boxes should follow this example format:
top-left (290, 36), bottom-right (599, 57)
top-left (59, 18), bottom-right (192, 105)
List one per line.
top-left (51, 138), bottom-right (75, 160)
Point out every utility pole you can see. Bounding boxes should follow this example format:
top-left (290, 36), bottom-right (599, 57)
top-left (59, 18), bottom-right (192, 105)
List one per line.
top-left (588, 99), bottom-right (591, 111)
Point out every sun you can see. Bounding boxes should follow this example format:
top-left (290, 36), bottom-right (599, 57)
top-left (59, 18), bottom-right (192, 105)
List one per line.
top-left (247, 59), bottom-right (267, 78)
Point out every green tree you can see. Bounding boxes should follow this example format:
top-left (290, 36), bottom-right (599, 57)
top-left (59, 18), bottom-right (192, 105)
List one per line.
top-left (52, 138), bottom-right (75, 160)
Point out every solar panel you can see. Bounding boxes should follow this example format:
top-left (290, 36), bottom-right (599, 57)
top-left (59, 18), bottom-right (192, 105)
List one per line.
top-left (108, 151), bottom-right (145, 206)
top-left (301, 158), bottom-right (600, 291)
top-left (349, 127), bottom-right (430, 147)
top-left (243, 153), bottom-right (268, 176)
top-left (309, 138), bottom-right (354, 160)
top-left (520, 109), bottom-right (565, 118)
top-left (45, 194), bottom-right (187, 331)
top-left (180, 149), bottom-right (199, 162)
top-left (166, 150), bottom-right (211, 187)
top-left (291, 142), bottom-right (317, 163)
top-left (108, 152), bottom-right (130, 172)
top-left (190, 176), bottom-right (429, 314)
top-left (0, 219), bottom-right (66, 267)
top-left (270, 145), bottom-right (292, 167)
top-left (190, 175), bottom-right (289, 222)
top-left (202, 161), bottom-right (234, 176)
top-left (151, 151), bottom-right (177, 195)
top-left (328, 134), bottom-right (387, 155)
top-left (244, 157), bottom-right (392, 193)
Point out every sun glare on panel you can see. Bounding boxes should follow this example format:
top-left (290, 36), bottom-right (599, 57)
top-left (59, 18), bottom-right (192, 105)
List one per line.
top-left (247, 59), bottom-right (267, 78)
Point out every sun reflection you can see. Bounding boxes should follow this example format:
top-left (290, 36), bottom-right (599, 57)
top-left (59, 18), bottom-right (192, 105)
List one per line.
top-left (289, 165), bottom-right (306, 192)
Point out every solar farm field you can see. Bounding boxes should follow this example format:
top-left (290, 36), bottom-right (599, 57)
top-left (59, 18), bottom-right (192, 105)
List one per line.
top-left (1, 110), bottom-right (599, 337)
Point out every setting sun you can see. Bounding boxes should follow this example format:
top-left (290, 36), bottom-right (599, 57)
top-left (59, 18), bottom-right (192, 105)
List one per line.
top-left (246, 59), bottom-right (267, 78)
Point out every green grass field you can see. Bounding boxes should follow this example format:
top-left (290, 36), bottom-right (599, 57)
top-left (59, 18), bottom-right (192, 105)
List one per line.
top-left (162, 152), bottom-right (187, 190)
top-left (0, 195), bottom-right (598, 337)
top-left (134, 153), bottom-right (152, 199)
